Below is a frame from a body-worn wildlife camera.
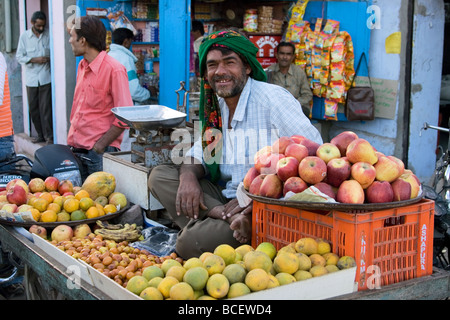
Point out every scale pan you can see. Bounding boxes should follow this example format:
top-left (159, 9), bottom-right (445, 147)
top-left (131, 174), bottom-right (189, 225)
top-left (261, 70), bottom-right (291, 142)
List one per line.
top-left (112, 105), bottom-right (187, 131)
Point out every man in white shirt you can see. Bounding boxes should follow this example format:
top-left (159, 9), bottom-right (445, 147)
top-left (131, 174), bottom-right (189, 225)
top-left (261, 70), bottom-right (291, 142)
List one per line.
top-left (108, 28), bottom-right (153, 151)
top-left (108, 28), bottom-right (152, 104)
top-left (148, 30), bottom-right (322, 259)
top-left (16, 11), bottom-right (53, 144)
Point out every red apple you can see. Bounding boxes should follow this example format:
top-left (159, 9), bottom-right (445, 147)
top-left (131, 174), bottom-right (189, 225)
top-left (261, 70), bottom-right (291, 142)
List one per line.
top-left (336, 180), bottom-right (365, 204)
top-left (298, 137), bottom-right (321, 156)
top-left (253, 146), bottom-right (272, 162)
top-left (346, 138), bottom-right (378, 165)
top-left (0, 194), bottom-right (6, 202)
top-left (283, 176), bottom-right (308, 196)
top-left (29, 225), bottom-right (47, 239)
top-left (243, 167), bottom-right (260, 190)
top-left (374, 155), bottom-right (403, 183)
top-left (58, 180), bottom-right (74, 195)
top-left (326, 158), bottom-right (351, 188)
top-left (330, 131), bottom-right (359, 156)
top-left (51, 225), bottom-right (74, 242)
top-left (284, 143), bottom-right (309, 163)
top-left (249, 174), bottom-right (266, 196)
top-left (6, 178), bottom-right (29, 194)
top-left (350, 162), bottom-right (377, 189)
top-left (365, 181), bottom-right (394, 203)
top-left (395, 170), bottom-right (421, 199)
top-left (272, 136), bottom-right (295, 154)
top-left (387, 155), bottom-right (405, 176)
top-left (391, 178), bottom-right (412, 201)
top-left (44, 176), bottom-right (60, 192)
top-left (313, 182), bottom-right (337, 200)
top-left (259, 174), bottom-right (283, 199)
top-left (1, 203), bottom-right (18, 213)
top-left (6, 184), bottom-right (28, 206)
top-left (276, 157), bottom-right (300, 181)
top-left (28, 177), bottom-right (46, 193)
top-left (316, 143), bottom-right (341, 164)
top-left (290, 135), bottom-right (307, 144)
top-left (259, 153), bottom-right (285, 175)
top-left (298, 156), bottom-right (327, 185)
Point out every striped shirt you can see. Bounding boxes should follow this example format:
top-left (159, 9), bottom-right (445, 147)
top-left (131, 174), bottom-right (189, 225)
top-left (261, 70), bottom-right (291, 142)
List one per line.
top-left (0, 53), bottom-right (13, 138)
top-left (186, 77), bottom-right (323, 199)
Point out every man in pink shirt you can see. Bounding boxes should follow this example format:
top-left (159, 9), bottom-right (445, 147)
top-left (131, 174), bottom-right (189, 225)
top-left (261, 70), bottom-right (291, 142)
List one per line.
top-left (68, 16), bottom-right (133, 180)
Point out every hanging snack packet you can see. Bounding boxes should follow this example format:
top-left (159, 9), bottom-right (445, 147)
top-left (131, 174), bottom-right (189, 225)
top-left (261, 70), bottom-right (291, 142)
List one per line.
top-left (324, 99), bottom-right (338, 120)
top-left (286, 0), bottom-right (310, 41)
top-left (326, 80), bottom-right (346, 101)
top-left (330, 61), bottom-right (345, 82)
top-left (322, 19), bottom-right (340, 35)
top-left (331, 39), bottom-right (345, 62)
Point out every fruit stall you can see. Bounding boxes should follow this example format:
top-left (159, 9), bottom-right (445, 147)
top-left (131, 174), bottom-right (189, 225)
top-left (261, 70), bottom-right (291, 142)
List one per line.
top-left (0, 129), bottom-right (450, 301)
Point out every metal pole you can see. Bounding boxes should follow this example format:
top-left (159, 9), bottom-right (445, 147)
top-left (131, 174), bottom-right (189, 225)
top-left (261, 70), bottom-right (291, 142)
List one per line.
top-left (5, 0), bottom-right (12, 52)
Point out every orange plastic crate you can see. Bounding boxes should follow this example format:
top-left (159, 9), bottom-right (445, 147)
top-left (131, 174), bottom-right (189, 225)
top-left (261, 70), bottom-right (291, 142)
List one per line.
top-left (252, 199), bottom-right (435, 290)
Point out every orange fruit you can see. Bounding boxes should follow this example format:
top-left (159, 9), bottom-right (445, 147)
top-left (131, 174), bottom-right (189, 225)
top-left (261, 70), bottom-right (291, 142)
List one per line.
top-left (57, 210), bottom-right (71, 222)
top-left (47, 202), bottom-right (61, 213)
top-left (28, 196), bottom-right (38, 207)
top-left (33, 198), bottom-right (49, 212)
top-left (75, 190), bottom-right (90, 201)
top-left (103, 204), bottom-right (117, 214)
top-left (50, 191), bottom-right (61, 199)
top-left (40, 210), bottom-right (57, 223)
top-left (79, 197), bottom-right (94, 211)
top-left (39, 192), bottom-right (54, 204)
top-left (64, 194), bottom-right (75, 201)
top-left (30, 208), bottom-right (41, 222)
top-left (95, 203), bottom-right (105, 216)
top-left (53, 196), bottom-right (64, 208)
top-left (86, 206), bottom-right (100, 219)
top-left (63, 198), bottom-right (80, 213)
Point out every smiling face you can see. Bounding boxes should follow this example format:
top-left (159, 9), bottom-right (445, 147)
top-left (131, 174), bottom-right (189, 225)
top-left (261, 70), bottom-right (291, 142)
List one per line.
top-left (205, 49), bottom-right (251, 99)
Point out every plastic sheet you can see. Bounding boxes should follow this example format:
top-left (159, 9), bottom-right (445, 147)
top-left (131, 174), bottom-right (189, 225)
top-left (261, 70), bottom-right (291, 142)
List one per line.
top-left (131, 226), bottom-right (178, 257)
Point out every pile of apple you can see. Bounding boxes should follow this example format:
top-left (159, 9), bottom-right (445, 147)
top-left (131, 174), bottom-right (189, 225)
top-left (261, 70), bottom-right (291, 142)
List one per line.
top-left (243, 131), bottom-right (421, 204)
top-left (0, 177), bottom-right (74, 217)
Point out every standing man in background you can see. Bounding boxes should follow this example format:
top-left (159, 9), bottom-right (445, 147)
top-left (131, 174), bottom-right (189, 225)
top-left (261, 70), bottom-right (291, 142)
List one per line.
top-left (0, 52), bottom-right (16, 171)
top-left (68, 16), bottom-right (133, 180)
top-left (190, 20), bottom-right (205, 76)
top-left (266, 41), bottom-right (313, 117)
top-left (16, 11), bottom-right (53, 144)
top-left (108, 28), bottom-right (153, 104)
top-left (108, 27), bottom-right (154, 151)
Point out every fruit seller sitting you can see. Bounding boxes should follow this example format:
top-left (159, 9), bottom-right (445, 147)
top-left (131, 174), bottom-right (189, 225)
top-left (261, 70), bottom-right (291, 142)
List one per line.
top-left (148, 29), bottom-right (322, 259)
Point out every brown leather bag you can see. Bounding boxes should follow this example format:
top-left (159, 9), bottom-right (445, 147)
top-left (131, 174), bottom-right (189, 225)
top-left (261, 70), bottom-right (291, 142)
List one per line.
top-left (345, 52), bottom-right (375, 121)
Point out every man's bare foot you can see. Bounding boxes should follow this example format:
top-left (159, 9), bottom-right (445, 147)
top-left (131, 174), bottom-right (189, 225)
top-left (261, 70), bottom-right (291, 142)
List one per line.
top-left (229, 213), bottom-right (251, 243)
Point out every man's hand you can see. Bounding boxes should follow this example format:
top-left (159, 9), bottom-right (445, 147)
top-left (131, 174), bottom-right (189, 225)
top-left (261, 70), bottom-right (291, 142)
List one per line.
top-left (30, 56), bottom-right (50, 64)
top-left (221, 198), bottom-right (252, 220)
top-left (177, 163), bottom-right (207, 219)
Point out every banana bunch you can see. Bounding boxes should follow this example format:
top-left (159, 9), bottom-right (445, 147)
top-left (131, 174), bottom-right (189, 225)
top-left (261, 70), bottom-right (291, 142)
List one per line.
top-left (94, 220), bottom-right (143, 242)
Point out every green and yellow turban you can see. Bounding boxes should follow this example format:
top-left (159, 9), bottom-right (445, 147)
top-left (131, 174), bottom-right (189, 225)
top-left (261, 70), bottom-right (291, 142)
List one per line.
top-left (198, 29), bottom-right (266, 183)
